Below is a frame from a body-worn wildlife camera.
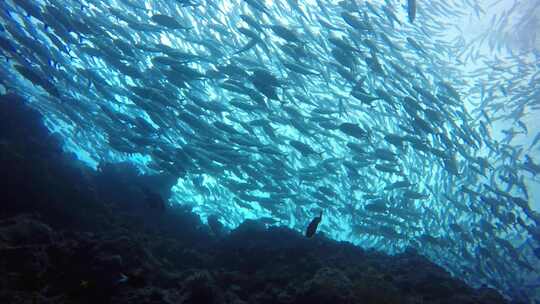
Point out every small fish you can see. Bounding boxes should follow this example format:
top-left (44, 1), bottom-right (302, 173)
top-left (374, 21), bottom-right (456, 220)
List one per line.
top-left (529, 132), bottom-right (540, 151)
top-left (407, 0), bottom-right (416, 23)
top-left (305, 210), bottom-right (323, 237)
top-left (151, 14), bottom-right (191, 30)
top-left (523, 155), bottom-right (540, 176)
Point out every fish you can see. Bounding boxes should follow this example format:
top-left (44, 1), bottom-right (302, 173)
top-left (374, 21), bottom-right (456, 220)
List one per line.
top-left (523, 155), bottom-right (540, 176)
top-left (384, 180), bottom-right (412, 191)
top-left (305, 210), bottom-right (323, 238)
top-left (151, 14), bottom-right (191, 30)
top-left (0, 0), bottom-right (538, 299)
top-left (289, 140), bottom-right (321, 157)
top-left (339, 123), bottom-right (368, 140)
top-left (407, 0), bottom-right (417, 23)
top-left (529, 132), bottom-right (540, 151)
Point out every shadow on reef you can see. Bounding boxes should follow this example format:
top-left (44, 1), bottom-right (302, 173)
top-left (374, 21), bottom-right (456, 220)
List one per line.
top-left (0, 93), bottom-right (508, 303)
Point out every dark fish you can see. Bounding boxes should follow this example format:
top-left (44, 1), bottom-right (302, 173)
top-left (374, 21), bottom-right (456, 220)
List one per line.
top-left (0, 36), bottom-right (17, 54)
top-left (305, 210), bottom-right (323, 237)
top-left (14, 64), bottom-right (60, 97)
top-left (523, 155), bottom-right (540, 176)
top-left (407, 0), bottom-right (416, 23)
top-left (339, 123), bottom-right (368, 139)
top-left (244, 0), bottom-right (269, 14)
top-left (529, 132), bottom-right (540, 151)
top-left (270, 25), bottom-right (302, 43)
top-left (290, 140), bottom-right (321, 157)
top-left (151, 14), bottom-right (191, 30)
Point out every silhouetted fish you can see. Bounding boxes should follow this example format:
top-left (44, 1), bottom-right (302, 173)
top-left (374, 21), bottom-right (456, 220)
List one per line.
top-left (305, 210), bottom-right (323, 238)
top-left (407, 0), bottom-right (416, 23)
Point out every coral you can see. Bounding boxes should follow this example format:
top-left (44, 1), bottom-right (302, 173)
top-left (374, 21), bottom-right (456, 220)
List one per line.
top-left (0, 95), bottom-right (509, 304)
top-left (298, 267), bottom-right (354, 303)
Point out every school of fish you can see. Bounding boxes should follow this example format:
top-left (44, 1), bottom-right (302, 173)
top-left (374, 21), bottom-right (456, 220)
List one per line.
top-left (0, 0), bottom-right (539, 301)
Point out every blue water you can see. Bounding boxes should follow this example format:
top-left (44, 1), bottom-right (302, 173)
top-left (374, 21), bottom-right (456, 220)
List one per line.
top-left (1, 0), bottom-right (539, 301)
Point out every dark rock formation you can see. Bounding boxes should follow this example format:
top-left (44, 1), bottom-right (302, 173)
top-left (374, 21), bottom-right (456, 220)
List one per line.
top-left (0, 93), bottom-right (508, 303)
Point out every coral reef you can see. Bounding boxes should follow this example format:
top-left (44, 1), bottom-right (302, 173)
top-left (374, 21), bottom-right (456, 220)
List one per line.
top-left (0, 93), bottom-right (507, 303)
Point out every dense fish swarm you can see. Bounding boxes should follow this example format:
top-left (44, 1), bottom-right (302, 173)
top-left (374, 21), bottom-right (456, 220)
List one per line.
top-left (0, 0), bottom-right (539, 301)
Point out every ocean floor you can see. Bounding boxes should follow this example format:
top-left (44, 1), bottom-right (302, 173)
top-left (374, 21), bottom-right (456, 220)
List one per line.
top-left (0, 93), bottom-right (507, 303)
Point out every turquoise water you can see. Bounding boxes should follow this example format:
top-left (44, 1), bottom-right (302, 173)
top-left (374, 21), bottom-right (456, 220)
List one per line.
top-left (1, 0), bottom-right (539, 300)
